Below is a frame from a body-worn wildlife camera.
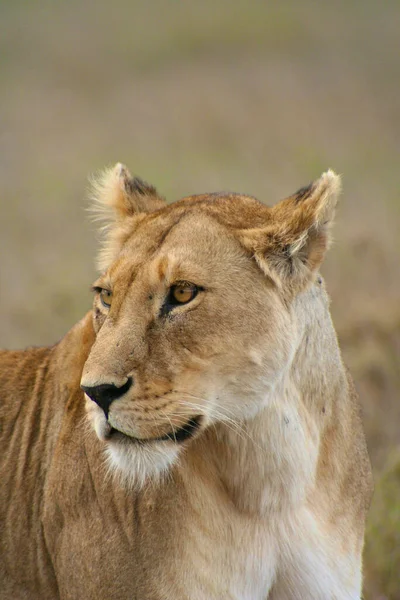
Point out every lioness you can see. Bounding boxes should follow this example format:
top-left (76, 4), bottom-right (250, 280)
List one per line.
top-left (0, 165), bottom-right (372, 600)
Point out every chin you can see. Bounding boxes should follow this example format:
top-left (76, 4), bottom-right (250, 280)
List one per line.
top-left (104, 438), bottom-right (181, 490)
top-left (85, 397), bottom-right (204, 488)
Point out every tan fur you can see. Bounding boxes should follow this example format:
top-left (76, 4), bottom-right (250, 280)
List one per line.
top-left (0, 165), bottom-right (373, 599)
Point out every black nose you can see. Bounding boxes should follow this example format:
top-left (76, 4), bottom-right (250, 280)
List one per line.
top-left (81, 377), bottom-right (133, 418)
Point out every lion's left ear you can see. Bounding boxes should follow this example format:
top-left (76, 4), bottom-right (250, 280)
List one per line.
top-left (237, 170), bottom-right (341, 293)
top-left (90, 163), bottom-right (165, 223)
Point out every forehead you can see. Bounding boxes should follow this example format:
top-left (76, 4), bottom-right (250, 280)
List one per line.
top-left (109, 194), bottom-right (270, 282)
top-left (109, 213), bottom-right (234, 284)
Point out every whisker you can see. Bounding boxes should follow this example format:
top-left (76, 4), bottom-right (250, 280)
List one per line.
top-left (159, 409), bottom-right (177, 444)
top-left (169, 402), bottom-right (250, 445)
top-left (170, 390), bottom-right (245, 421)
top-left (169, 393), bottom-right (264, 451)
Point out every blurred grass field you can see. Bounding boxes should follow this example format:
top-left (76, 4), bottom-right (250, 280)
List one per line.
top-left (0, 1), bottom-right (399, 597)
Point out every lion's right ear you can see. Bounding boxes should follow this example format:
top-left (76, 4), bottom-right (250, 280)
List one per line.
top-left (89, 163), bottom-right (165, 223)
top-left (89, 163), bottom-right (166, 271)
top-left (236, 170), bottom-right (341, 294)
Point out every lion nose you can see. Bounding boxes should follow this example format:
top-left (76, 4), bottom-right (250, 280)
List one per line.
top-left (81, 377), bottom-right (133, 418)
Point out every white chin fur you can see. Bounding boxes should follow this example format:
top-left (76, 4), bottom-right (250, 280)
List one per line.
top-left (85, 398), bottom-right (181, 488)
top-left (104, 439), bottom-right (181, 490)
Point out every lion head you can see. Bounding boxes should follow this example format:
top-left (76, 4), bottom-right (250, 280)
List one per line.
top-left (81, 163), bottom-right (340, 487)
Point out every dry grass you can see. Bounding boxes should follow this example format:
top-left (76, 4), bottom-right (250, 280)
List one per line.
top-left (0, 1), bottom-right (399, 596)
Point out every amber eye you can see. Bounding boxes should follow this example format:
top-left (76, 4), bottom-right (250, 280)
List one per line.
top-left (170, 284), bottom-right (198, 305)
top-left (99, 288), bottom-right (113, 308)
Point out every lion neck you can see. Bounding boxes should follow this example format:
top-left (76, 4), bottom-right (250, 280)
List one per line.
top-left (186, 282), bottom-right (346, 516)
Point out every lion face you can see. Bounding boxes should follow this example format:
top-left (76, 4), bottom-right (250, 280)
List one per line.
top-left (82, 211), bottom-right (293, 486)
top-left (81, 164), bottom-right (340, 486)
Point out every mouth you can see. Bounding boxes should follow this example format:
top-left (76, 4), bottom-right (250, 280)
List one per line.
top-left (106, 415), bottom-right (203, 445)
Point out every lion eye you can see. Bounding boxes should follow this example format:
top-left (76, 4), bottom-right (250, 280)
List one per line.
top-left (100, 288), bottom-right (113, 308)
top-left (170, 284), bottom-right (198, 305)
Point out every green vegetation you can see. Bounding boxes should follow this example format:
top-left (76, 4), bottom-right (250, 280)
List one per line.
top-left (364, 454), bottom-right (400, 599)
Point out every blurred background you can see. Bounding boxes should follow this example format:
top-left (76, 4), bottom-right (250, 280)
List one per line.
top-left (0, 0), bottom-right (399, 596)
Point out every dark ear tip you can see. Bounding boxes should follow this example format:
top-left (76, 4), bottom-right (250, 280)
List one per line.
top-left (130, 176), bottom-right (158, 197)
top-left (115, 165), bottom-right (159, 199)
top-left (293, 183), bottom-right (313, 204)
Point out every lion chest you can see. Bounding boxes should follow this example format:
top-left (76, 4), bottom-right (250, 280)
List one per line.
top-left (155, 494), bottom-right (278, 600)
top-left (182, 518), bottom-right (276, 599)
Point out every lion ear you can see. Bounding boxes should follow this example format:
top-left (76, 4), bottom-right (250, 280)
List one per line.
top-left (237, 170), bottom-right (341, 293)
top-left (89, 163), bottom-right (165, 223)
top-left (89, 163), bottom-right (166, 272)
